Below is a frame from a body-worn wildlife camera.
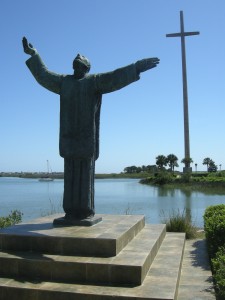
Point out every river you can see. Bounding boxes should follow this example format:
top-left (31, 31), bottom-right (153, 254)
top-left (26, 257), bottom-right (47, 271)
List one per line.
top-left (0, 177), bottom-right (225, 228)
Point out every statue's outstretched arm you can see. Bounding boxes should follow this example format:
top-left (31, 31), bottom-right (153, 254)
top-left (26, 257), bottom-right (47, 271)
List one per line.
top-left (135, 58), bottom-right (160, 74)
top-left (23, 38), bottom-right (62, 95)
top-left (22, 37), bottom-right (37, 56)
top-left (96, 57), bottom-right (160, 94)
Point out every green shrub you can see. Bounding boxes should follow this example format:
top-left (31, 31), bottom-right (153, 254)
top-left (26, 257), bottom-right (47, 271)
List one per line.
top-left (211, 247), bottom-right (225, 299)
top-left (204, 205), bottom-right (225, 299)
top-left (161, 209), bottom-right (197, 239)
top-left (208, 172), bottom-right (225, 178)
top-left (153, 172), bottom-right (174, 185)
top-left (204, 204), bottom-right (225, 258)
top-left (0, 210), bottom-right (23, 229)
top-left (192, 172), bottom-right (209, 178)
top-left (180, 173), bottom-right (192, 183)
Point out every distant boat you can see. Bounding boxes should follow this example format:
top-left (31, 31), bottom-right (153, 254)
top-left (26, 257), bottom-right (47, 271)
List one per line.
top-left (39, 177), bottom-right (53, 182)
top-left (39, 160), bottom-right (54, 182)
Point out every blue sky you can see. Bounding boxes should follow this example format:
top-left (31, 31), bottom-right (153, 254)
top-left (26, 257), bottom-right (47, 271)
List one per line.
top-left (1, 0), bottom-right (225, 173)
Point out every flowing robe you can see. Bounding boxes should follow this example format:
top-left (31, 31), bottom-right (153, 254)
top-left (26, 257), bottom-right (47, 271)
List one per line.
top-left (26, 54), bottom-right (140, 218)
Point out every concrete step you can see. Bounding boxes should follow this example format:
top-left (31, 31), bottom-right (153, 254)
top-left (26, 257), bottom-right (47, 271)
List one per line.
top-left (0, 233), bottom-right (185, 300)
top-left (0, 214), bottom-right (145, 257)
top-left (0, 224), bottom-right (166, 285)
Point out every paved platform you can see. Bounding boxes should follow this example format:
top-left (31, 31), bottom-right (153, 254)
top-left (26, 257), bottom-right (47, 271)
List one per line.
top-left (178, 238), bottom-right (216, 300)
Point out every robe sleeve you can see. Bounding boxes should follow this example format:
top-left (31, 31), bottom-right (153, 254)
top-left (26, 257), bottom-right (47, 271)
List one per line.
top-left (26, 54), bottom-right (63, 95)
top-left (94, 63), bottom-right (140, 94)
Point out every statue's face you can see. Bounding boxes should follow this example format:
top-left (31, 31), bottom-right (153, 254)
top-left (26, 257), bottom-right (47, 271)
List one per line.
top-left (73, 54), bottom-right (91, 79)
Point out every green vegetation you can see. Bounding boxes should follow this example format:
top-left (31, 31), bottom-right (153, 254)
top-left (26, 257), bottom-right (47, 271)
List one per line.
top-left (155, 154), bottom-right (179, 171)
top-left (204, 205), bottom-right (225, 258)
top-left (0, 172), bottom-right (64, 179)
top-left (95, 172), bottom-right (150, 179)
top-left (167, 154), bottom-right (179, 172)
top-left (1, 171), bottom-right (150, 180)
top-left (0, 210), bottom-right (23, 229)
top-left (161, 209), bottom-right (198, 239)
top-left (203, 157), bottom-right (218, 172)
top-left (140, 171), bottom-right (225, 193)
top-left (181, 157), bottom-right (193, 167)
top-left (123, 165), bottom-right (157, 174)
top-left (204, 205), bottom-right (225, 299)
top-left (122, 154), bottom-right (223, 189)
top-left (211, 247), bottom-right (225, 300)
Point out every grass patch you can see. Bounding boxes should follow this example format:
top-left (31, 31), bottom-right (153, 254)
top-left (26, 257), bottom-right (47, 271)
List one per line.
top-left (0, 210), bottom-right (23, 228)
top-left (161, 209), bottom-right (198, 239)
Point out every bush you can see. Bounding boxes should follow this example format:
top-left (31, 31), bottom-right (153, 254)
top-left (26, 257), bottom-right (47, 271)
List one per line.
top-left (211, 247), bottom-right (225, 299)
top-left (192, 172), bottom-right (209, 178)
top-left (0, 210), bottom-right (23, 229)
top-left (153, 172), bottom-right (174, 185)
top-left (204, 204), bottom-right (225, 258)
top-left (180, 173), bottom-right (192, 183)
top-left (161, 209), bottom-right (197, 239)
top-left (204, 205), bottom-right (225, 299)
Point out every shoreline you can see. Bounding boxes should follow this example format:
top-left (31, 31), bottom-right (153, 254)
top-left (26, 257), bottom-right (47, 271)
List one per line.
top-left (0, 172), bottom-right (148, 180)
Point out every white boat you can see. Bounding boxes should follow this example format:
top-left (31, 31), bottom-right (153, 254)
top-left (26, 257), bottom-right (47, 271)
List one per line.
top-left (39, 160), bottom-right (54, 182)
top-left (39, 177), bottom-right (54, 182)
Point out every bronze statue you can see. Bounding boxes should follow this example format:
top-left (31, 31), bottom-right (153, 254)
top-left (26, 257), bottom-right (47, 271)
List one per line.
top-left (22, 37), bottom-right (159, 224)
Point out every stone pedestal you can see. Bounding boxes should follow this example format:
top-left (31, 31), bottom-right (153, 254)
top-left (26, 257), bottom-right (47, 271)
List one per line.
top-left (183, 167), bottom-right (192, 173)
top-left (0, 214), bottom-right (185, 299)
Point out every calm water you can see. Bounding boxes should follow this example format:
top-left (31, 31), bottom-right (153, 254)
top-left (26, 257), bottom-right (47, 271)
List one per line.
top-left (0, 177), bottom-right (225, 228)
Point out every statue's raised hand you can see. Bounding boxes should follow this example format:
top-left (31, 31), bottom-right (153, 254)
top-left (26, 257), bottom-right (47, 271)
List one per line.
top-left (22, 37), bottom-right (37, 56)
top-left (135, 57), bottom-right (160, 73)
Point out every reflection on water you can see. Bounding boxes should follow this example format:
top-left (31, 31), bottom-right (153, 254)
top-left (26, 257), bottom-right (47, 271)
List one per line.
top-left (157, 187), bottom-right (192, 223)
top-left (0, 177), bottom-right (225, 228)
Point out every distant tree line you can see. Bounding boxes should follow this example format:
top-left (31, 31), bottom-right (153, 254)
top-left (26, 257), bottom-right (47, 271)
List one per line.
top-left (124, 154), bottom-right (220, 174)
top-left (123, 165), bottom-right (157, 174)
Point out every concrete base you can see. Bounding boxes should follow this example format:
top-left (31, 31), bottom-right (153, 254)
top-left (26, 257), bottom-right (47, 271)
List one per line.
top-left (183, 167), bottom-right (192, 173)
top-left (53, 215), bottom-right (102, 226)
top-left (0, 214), bottom-right (145, 257)
top-left (0, 214), bottom-right (187, 299)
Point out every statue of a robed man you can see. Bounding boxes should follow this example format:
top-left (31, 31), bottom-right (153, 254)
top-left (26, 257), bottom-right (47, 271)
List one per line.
top-left (22, 37), bottom-right (159, 224)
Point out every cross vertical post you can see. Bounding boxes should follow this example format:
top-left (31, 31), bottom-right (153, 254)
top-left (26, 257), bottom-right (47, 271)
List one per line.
top-left (166, 11), bottom-right (199, 173)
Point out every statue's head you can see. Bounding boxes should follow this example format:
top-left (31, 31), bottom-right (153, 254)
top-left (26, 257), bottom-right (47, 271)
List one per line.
top-left (73, 54), bottom-right (91, 78)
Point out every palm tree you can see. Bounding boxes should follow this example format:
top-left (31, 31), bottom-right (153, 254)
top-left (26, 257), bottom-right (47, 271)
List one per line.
top-left (166, 154), bottom-right (179, 172)
top-left (156, 155), bottom-right (167, 170)
top-left (181, 157), bottom-right (193, 166)
top-left (208, 160), bottom-right (217, 172)
top-left (202, 157), bottom-right (212, 171)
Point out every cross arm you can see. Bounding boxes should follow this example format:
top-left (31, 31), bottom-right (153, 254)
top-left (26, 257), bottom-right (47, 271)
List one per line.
top-left (166, 31), bottom-right (200, 38)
